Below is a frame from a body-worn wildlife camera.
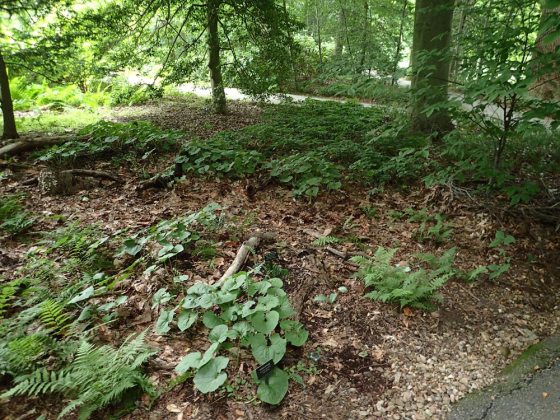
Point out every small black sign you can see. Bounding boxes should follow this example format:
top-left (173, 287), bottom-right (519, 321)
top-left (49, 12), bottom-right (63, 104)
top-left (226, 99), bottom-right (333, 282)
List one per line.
top-left (255, 360), bottom-right (275, 379)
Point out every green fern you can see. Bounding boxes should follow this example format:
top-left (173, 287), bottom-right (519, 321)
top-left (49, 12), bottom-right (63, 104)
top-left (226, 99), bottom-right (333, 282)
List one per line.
top-left (312, 235), bottom-right (341, 246)
top-left (2, 331), bottom-right (156, 420)
top-left (40, 299), bottom-right (71, 335)
top-left (0, 281), bottom-right (20, 318)
top-left (351, 247), bottom-right (451, 311)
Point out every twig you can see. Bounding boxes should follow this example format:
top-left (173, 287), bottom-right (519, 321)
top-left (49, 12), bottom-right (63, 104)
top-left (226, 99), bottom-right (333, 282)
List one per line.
top-left (217, 232), bottom-right (276, 283)
top-left (303, 228), bottom-right (363, 266)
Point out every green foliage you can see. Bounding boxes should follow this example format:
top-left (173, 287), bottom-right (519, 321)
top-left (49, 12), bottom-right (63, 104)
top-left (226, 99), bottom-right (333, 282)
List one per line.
top-left (0, 195), bottom-right (36, 236)
top-left (177, 137), bottom-right (264, 178)
top-left (405, 208), bottom-right (453, 243)
top-left (9, 78), bottom-right (111, 111)
top-left (351, 247), bottom-right (453, 311)
top-left (39, 299), bottom-right (71, 336)
top-left (1, 331), bottom-right (155, 420)
top-left (173, 273), bottom-right (307, 404)
top-left (118, 203), bottom-right (222, 264)
top-left (176, 100), bottom-right (427, 197)
top-left (37, 120), bottom-right (182, 165)
top-left (311, 235), bottom-right (342, 246)
top-left (301, 76), bottom-right (410, 107)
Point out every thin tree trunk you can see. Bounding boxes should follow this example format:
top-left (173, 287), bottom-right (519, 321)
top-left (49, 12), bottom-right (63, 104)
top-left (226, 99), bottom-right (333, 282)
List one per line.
top-left (207, 0), bottom-right (226, 114)
top-left (532, 5), bottom-right (560, 99)
top-left (410, 0), bottom-right (455, 135)
top-left (334, 7), bottom-right (344, 56)
top-left (315, 1), bottom-right (323, 65)
top-left (392, 0), bottom-right (408, 85)
top-left (449, 0), bottom-right (471, 81)
top-left (0, 50), bottom-right (18, 140)
top-left (359, 0), bottom-right (370, 69)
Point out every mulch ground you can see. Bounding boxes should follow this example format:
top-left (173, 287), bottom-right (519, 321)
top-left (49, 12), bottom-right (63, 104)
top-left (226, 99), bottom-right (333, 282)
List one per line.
top-left (1, 100), bottom-right (559, 420)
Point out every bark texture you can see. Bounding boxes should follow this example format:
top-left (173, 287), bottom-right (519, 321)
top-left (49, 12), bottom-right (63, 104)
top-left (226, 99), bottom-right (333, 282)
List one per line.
top-left (0, 50), bottom-right (18, 140)
top-left (532, 5), bottom-right (560, 99)
top-left (207, 0), bottom-right (226, 114)
top-left (410, 0), bottom-right (455, 135)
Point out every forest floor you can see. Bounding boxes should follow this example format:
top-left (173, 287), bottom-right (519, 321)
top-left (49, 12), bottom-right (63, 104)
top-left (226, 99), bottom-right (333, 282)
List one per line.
top-left (1, 97), bottom-right (560, 420)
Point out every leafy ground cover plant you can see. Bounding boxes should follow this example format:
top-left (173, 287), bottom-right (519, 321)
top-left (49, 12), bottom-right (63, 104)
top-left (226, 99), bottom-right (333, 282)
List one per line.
top-left (1, 331), bottom-right (155, 420)
top-left (0, 195), bottom-right (35, 236)
top-left (37, 120), bottom-right (183, 165)
top-left (175, 100), bottom-right (429, 197)
top-left (171, 272), bottom-right (308, 405)
top-left (351, 247), bottom-right (454, 311)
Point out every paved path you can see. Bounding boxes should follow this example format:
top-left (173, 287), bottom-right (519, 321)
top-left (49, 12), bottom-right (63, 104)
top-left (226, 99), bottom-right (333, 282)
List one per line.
top-left (449, 335), bottom-right (560, 420)
top-left (177, 83), bottom-right (552, 127)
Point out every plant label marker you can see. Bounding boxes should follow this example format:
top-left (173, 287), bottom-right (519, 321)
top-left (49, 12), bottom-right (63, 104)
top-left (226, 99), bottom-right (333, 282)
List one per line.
top-left (255, 360), bottom-right (275, 379)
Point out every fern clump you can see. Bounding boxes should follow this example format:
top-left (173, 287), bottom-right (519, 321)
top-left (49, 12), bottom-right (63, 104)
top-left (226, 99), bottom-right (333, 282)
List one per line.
top-left (1, 331), bottom-right (155, 420)
top-left (351, 247), bottom-right (453, 311)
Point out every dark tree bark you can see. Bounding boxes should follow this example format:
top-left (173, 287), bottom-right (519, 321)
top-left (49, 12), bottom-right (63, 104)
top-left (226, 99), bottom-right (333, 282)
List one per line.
top-left (207, 0), bottom-right (226, 114)
top-left (532, 5), bottom-right (560, 99)
top-left (0, 50), bottom-right (18, 140)
top-left (359, 0), bottom-right (370, 69)
top-left (410, 0), bottom-right (455, 135)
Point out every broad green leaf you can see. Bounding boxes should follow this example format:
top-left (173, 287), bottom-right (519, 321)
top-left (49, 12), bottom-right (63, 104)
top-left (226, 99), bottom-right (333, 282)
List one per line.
top-left (202, 312), bottom-right (223, 328)
top-left (155, 309), bottom-right (174, 335)
top-left (250, 310), bottom-right (279, 334)
top-left (177, 310), bottom-right (198, 331)
top-left (209, 324), bottom-right (229, 343)
top-left (152, 288), bottom-right (173, 309)
top-left (193, 357), bottom-right (229, 393)
top-left (221, 273), bottom-right (247, 292)
top-left (175, 352), bottom-right (202, 374)
top-left (255, 367), bottom-right (289, 405)
top-left (250, 333), bottom-right (286, 364)
top-left (280, 320), bottom-right (309, 347)
top-left (255, 296), bottom-right (279, 312)
top-left (241, 300), bottom-right (257, 317)
top-left (69, 286), bottom-right (95, 304)
top-left (233, 321), bottom-right (253, 338)
top-left (188, 283), bottom-right (213, 295)
top-left (200, 342), bottom-right (220, 367)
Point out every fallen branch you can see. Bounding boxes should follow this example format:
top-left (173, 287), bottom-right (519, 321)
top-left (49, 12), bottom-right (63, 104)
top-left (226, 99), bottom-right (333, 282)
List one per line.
top-left (0, 135), bottom-right (89, 157)
top-left (0, 161), bottom-right (33, 170)
top-left (303, 229), bottom-right (363, 267)
top-left (60, 169), bottom-right (121, 183)
top-left (217, 232), bottom-right (276, 283)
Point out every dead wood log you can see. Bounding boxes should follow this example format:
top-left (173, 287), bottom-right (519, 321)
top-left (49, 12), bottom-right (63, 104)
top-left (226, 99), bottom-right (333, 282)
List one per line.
top-left (0, 161), bottom-right (32, 170)
top-left (217, 232), bottom-right (276, 283)
top-left (60, 169), bottom-right (121, 183)
top-left (0, 135), bottom-right (89, 157)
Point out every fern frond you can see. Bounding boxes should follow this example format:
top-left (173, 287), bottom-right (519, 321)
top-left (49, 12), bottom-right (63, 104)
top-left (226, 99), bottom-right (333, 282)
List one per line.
top-left (311, 235), bottom-right (341, 246)
top-left (40, 299), bottom-right (71, 335)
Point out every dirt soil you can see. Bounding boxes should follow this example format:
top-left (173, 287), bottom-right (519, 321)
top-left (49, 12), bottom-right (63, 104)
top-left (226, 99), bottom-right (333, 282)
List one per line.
top-left (1, 101), bottom-right (559, 420)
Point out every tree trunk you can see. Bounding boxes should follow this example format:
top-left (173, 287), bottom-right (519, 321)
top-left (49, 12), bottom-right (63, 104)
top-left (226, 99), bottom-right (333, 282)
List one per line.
top-left (315, 1), bottom-right (323, 65)
top-left (410, 0), bottom-right (455, 135)
top-left (391, 0), bottom-right (409, 85)
top-left (207, 0), bottom-right (226, 114)
top-left (532, 5), bottom-right (560, 99)
top-left (449, 0), bottom-right (471, 82)
top-left (359, 0), bottom-right (370, 69)
top-left (0, 50), bottom-right (19, 140)
top-left (334, 7), bottom-right (344, 56)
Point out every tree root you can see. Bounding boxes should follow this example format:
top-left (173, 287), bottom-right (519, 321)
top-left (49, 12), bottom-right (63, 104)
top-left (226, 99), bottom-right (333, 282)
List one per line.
top-left (0, 135), bottom-right (89, 156)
